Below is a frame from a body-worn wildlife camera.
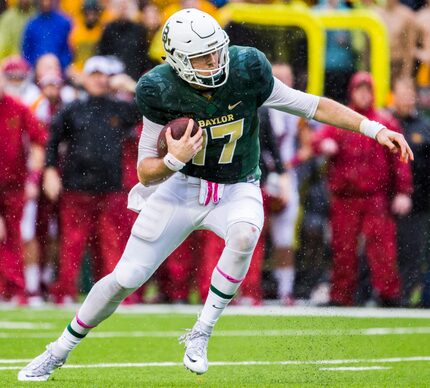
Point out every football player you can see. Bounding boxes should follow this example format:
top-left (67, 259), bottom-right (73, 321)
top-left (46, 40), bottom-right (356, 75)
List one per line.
top-left (19, 8), bottom-right (413, 381)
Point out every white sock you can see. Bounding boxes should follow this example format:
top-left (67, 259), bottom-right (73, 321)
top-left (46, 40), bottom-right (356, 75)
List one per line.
top-left (41, 265), bottom-right (55, 286)
top-left (199, 249), bottom-right (248, 334)
top-left (24, 264), bottom-right (40, 294)
top-left (199, 223), bottom-right (259, 335)
top-left (51, 273), bottom-right (136, 359)
top-left (199, 287), bottom-right (235, 335)
top-left (52, 316), bottom-right (91, 359)
top-left (274, 267), bottom-right (295, 300)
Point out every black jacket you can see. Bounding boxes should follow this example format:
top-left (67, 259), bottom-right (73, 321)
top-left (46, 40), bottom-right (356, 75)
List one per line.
top-left (98, 20), bottom-right (155, 81)
top-left (46, 95), bottom-right (141, 193)
top-left (394, 110), bottom-right (430, 213)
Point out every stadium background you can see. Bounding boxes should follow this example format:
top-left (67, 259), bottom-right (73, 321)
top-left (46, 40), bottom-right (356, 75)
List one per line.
top-left (0, 0), bottom-right (430, 385)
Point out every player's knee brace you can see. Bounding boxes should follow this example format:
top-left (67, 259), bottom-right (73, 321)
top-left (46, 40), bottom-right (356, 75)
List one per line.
top-left (225, 222), bottom-right (260, 256)
top-left (86, 273), bottom-right (135, 303)
top-left (114, 259), bottom-right (155, 290)
top-left (214, 222), bottom-right (261, 283)
top-left (77, 273), bottom-right (136, 327)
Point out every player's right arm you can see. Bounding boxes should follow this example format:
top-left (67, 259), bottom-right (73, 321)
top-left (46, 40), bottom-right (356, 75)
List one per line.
top-left (137, 117), bottom-right (203, 186)
top-left (43, 105), bottom-right (71, 201)
top-left (264, 77), bottom-right (413, 163)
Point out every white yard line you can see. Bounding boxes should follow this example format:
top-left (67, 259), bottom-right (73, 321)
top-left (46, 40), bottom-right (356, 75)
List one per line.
top-left (2, 326), bottom-right (430, 339)
top-left (0, 359), bottom-right (32, 364)
top-left (0, 321), bottom-right (53, 329)
top-left (0, 356), bottom-right (429, 371)
top-left (319, 366), bottom-right (391, 371)
top-left (3, 304), bottom-right (430, 319)
top-left (117, 305), bottom-right (430, 319)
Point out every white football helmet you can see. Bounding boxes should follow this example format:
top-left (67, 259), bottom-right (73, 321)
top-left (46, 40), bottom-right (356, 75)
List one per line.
top-left (162, 8), bottom-right (230, 88)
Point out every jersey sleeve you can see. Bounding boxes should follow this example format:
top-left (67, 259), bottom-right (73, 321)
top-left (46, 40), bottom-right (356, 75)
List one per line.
top-left (135, 73), bottom-right (167, 125)
top-left (247, 48), bottom-right (275, 107)
top-left (137, 115), bottom-right (163, 164)
top-left (263, 77), bottom-right (320, 119)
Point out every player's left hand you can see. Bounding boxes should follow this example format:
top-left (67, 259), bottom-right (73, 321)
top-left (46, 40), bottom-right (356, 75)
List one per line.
top-left (25, 181), bottom-right (40, 201)
top-left (0, 216), bottom-right (6, 242)
top-left (278, 172), bottom-right (290, 206)
top-left (391, 193), bottom-right (412, 216)
top-left (375, 128), bottom-right (414, 163)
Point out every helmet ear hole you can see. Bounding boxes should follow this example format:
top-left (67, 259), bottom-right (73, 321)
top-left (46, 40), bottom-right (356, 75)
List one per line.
top-left (161, 8), bottom-right (230, 88)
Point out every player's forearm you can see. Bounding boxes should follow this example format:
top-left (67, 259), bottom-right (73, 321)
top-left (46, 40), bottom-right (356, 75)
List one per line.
top-left (313, 97), bottom-right (365, 133)
top-left (137, 157), bottom-right (175, 186)
top-left (29, 144), bottom-right (45, 172)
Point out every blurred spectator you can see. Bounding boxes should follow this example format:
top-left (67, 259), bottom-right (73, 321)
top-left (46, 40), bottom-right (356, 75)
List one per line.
top-left (21, 0), bottom-right (72, 70)
top-left (0, 0), bottom-right (6, 15)
top-left (415, 0), bottom-right (430, 111)
top-left (294, 153), bottom-right (331, 303)
top-left (34, 53), bottom-right (78, 103)
top-left (44, 56), bottom-right (141, 303)
top-left (314, 0), bottom-right (357, 103)
top-left (313, 72), bottom-right (413, 306)
top-left (139, 2), bottom-right (161, 41)
top-left (5, 55), bottom-right (68, 303)
top-left (0, 69), bottom-right (46, 304)
top-left (93, 59), bottom-right (141, 285)
top-left (400, 0), bottom-right (425, 11)
top-left (259, 63), bottom-right (308, 305)
top-left (209, 0), bottom-right (228, 7)
top-left (34, 53), bottom-right (61, 81)
top-left (161, 0), bottom-right (218, 25)
top-left (391, 77), bottom-right (430, 306)
top-left (31, 72), bottom-right (64, 123)
top-left (2, 54), bottom-right (38, 304)
top-left (1, 55), bottom-right (39, 104)
top-left (373, 0), bottom-right (417, 84)
top-left (31, 72), bottom-right (66, 298)
top-left (69, 0), bottom-right (105, 71)
top-left (0, 0), bottom-right (34, 60)
top-left (98, 0), bottom-right (154, 80)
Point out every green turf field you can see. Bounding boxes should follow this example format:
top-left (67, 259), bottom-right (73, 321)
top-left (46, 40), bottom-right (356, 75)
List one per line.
top-left (1, 306), bottom-right (430, 387)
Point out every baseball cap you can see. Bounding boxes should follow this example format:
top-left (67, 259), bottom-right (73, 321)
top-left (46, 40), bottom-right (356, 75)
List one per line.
top-left (2, 56), bottom-right (31, 78)
top-left (107, 56), bottom-right (125, 75)
top-left (83, 56), bottom-right (111, 75)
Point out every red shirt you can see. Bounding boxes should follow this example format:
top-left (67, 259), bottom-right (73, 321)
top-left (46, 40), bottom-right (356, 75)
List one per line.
top-left (313, 108), bottom-right (412, 198)
top-left (0, 95), bottom-right (47, 187)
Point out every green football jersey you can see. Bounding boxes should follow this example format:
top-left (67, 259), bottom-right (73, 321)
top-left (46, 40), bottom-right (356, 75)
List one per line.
top-left (135, 45), bottom-right (274, 184)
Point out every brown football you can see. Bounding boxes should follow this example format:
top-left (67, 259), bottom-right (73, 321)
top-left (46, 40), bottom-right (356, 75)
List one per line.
top-left (157, 117), bottom-right (199, 157)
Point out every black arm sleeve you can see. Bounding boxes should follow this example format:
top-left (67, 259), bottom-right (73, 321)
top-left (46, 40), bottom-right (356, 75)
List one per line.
top-left (119, 100), bottom-right (142, 139)
top-left (45, 106), bottom-right (70, 167)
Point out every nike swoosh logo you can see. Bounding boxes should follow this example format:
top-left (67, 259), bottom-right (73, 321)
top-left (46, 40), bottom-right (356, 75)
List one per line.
top-left (186, 354), bottom-right (197, 362)
top-left (212, 304), bottom-right (223, 309)
top-left (228, 101), bottom-right (242, 110)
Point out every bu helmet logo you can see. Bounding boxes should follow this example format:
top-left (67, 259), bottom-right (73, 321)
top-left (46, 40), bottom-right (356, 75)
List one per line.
top-left (161, 8), bottom-right (230, 89)
top-left (162, 23), bottom-right (172, 51)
